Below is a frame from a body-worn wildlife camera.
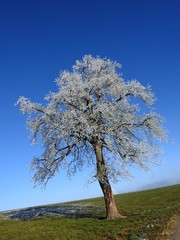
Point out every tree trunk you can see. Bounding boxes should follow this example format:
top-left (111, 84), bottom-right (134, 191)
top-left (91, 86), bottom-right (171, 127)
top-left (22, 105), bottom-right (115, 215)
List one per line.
top-left (93, 141), bottom-right (125, 219)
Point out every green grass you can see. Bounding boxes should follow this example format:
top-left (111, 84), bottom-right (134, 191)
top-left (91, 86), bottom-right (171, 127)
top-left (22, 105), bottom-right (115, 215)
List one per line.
top-left (0, 184), bottom-right (180, 240)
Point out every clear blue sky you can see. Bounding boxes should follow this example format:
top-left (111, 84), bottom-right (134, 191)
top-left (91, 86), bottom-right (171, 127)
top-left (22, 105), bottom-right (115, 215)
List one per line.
top-left (0, 0), bottom-right (180, 211)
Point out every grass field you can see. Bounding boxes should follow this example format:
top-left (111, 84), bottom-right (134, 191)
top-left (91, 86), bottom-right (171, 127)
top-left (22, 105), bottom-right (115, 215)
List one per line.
top-left (0, 184), bottom-right (180, 240)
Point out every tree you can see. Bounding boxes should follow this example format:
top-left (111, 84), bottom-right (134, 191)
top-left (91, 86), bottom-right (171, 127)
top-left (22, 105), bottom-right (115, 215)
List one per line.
top-left (17, 55), bottom-right (167, 219)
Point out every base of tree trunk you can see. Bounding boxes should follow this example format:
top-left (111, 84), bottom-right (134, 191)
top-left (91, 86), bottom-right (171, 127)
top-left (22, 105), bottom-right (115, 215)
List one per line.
top-left (106, 208), bottom-right (126, 219)
top-left (106, 213), bottom-right (126, 219)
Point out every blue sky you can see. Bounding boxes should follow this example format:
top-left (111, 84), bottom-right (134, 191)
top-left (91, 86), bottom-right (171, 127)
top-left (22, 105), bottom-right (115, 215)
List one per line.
top-left (0, 0), bottom-right (180, 211)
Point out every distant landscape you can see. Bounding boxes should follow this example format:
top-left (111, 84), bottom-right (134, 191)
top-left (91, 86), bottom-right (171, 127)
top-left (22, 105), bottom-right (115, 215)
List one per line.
top-left (0, 184), bottom-right (180, 240)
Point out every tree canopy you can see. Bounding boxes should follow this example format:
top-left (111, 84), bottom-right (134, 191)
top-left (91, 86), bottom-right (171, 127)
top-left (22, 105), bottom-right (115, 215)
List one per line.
top-left (18, 55), bottom-right (167, 218)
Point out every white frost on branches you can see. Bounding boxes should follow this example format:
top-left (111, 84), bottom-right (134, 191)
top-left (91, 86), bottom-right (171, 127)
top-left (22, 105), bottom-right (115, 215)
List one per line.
top-left (17, 55), bottom-right (167, 186)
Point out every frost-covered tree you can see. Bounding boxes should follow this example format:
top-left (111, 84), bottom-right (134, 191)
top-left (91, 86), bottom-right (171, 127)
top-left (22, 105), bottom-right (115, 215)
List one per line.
top-left (17, 55), bottom-right (167, 219)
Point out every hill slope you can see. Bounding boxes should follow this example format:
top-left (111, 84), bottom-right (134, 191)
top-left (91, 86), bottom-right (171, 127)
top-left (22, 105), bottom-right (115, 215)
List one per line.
top-left (0, 184), bottom-right (180, 240)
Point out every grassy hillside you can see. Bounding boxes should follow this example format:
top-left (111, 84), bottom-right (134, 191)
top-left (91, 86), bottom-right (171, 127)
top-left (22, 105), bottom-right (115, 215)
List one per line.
top-left (0, 184), bottom-right (180, 240)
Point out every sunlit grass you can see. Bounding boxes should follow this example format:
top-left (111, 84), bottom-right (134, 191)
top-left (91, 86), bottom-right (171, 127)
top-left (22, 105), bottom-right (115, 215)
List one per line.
top-left (0, 184), bottom-right (180, 240)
